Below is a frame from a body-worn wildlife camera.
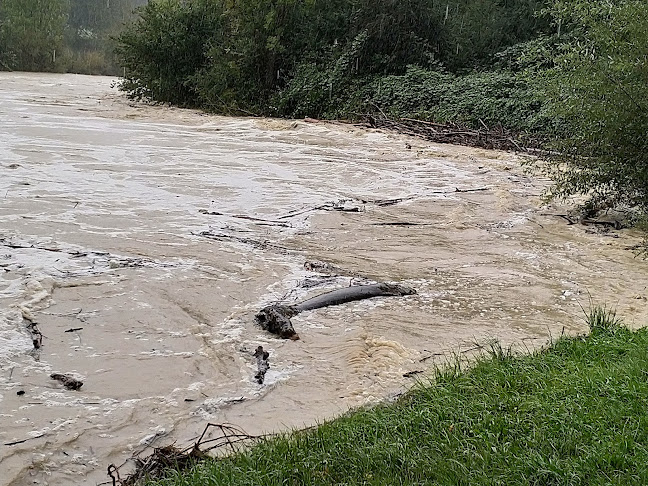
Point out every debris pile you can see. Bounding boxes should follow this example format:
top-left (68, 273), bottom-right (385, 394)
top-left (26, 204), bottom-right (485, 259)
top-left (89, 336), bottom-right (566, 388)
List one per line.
top-left (106, 424), bottom-right (260, 486)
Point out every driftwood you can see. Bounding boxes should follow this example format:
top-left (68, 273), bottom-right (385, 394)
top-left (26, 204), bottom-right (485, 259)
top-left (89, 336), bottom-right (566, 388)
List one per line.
top-left (294, 283), bottom-right (415, 311)
top-left (5, 433), bottom-right (45, 446)
top-left (50, 373), bottom-right (83, 390)
top-left (542, 213), bottom-right (625, 230)
top-left (106, 423), bottom-right (260, 486)
top-left (277, 196), bottom-right (416, 221)
top-left (194, 230), bottom-right (292, 255)
top-left (303, 260), bottom-right (360, 278)
top-left (24, 317), bottom-right (43, 350)
top-left (255, 304), bottom-right (300, 339)
top-left (253, 346), bottom-right (270, 384)
top-left (0, 237), bottom-right (177, 272)
top-left (403, 370), bottom-right (424, 378)
top-left (198, 209), bottom-right (291, 227)
top-left (255, 283), bottom-right (416, 339)
top-left (362, 115), bottom-right (545, 153)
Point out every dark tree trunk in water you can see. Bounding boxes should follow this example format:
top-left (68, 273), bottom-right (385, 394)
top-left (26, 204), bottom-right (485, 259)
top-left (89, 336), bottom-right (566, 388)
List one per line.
top-left (255, 283), bottom-right (416, 339)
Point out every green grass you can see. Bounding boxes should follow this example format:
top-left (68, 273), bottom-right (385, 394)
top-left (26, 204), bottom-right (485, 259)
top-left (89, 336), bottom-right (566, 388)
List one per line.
top-left (150, 311), bottom-right (648, 485)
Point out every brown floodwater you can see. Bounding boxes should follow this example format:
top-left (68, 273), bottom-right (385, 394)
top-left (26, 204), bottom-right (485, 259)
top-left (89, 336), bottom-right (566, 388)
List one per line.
top-left (1, 73), bottom-right (647, 485)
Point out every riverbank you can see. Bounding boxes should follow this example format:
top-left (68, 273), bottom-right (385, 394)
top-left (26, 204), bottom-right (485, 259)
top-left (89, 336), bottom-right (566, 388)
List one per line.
top-left (144, 310), bottom-right (648, 485)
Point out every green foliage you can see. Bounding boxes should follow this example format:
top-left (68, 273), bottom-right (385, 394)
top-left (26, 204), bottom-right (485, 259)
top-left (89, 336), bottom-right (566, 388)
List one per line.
top-left (343, 0), bottom-right (445, 74)
top-left (192, 0), bottom-right (319, 113)
top-left (0, 0), bottom-right (143, 73)
top-left (274, 65), bottom-right (554, 133)
top-left (366, 66), bottom-right (553, 131)
top-left (116, 0), bottom-right (554, 118)
top-left (63, 0), bottom-right (146, 74)
top-left (269, 30), bottom-right (372, 118)
top-left (148, 325), bottom-right (648, 485)
top-left (440, 0), bottom-right (550, 70)
top-left (584, 304), bottom-right (622, 335)
top-left (0, 0), bottom-right (69, 71)
top-left (534, 0), bottom-right (648, 210)
top-left (115, 0), bottom-right (224, 105)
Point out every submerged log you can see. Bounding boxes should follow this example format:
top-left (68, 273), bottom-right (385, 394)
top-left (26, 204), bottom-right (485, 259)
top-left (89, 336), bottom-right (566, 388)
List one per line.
top-left (255, 283), bottom-right (416, 339)
top-left (294, 283), bottom-right (416, 312)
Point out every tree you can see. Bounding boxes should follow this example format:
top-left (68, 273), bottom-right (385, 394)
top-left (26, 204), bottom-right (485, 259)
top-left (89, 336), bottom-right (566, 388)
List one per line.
top-left (115, 0), bottom-right (554, 117)
top-left (67, 0), bottom-right (146, 50)
top-left (535, 0), bottom-right (648, 211)
top-left (115, 0), bottom-right (224, 105)
top-left (0, 0), bottom-right (69, 71)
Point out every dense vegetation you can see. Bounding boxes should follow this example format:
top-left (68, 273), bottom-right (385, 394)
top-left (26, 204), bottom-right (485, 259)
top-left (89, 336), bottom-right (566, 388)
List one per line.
top-left (115, 0), bottom-right (551, 120)
top-left (534, 0), bottom-right (648, 212)
top-left (144, 309), bottom-right (648, 485)
top-left (0, 0), bottom-right (146, 74)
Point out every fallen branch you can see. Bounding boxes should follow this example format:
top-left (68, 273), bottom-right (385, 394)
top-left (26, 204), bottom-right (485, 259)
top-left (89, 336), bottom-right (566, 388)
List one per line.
top-left (364, 196), bottom-right (416, 207)
top-left (107, 423), bottom-right (261, 485)
top-left (455, 187), bottom-right (489, 193)
top-left (194, 230), bottom-right (292, 254)
top-left (4, 434), bottom-right (45, 446)
top-left (50, 373), bottom-right (83, 390)
top-left (277, 200), bottom-right (363, 219)
top-left (403, 370), bottom-right (424, 378)
top-left (541, 213), bottom-right (576, 225)
top-left (371, 222), bottom-right (425, 226)
top-left (198, 209), bottom-right (291, 227)
top-left (359, 115), bottom-right (546, 153)
top-left (253, 346), bottom-right (270, 384)
top-left (303, 260), bottom-right (359, 277)
top-left (255, 283), bottom-right (417, 339)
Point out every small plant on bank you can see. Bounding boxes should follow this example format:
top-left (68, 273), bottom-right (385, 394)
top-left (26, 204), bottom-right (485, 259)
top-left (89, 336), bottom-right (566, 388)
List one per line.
top-left (582, 301), bottom-right (622, 335)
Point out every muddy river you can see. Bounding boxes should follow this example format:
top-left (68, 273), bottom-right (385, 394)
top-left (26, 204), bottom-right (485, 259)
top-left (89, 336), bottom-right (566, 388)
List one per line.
top-left (1, 73), bottom-right (647, 485)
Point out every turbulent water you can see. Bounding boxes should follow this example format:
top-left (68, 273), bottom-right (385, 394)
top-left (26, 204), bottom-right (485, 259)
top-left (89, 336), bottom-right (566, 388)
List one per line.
top-left (1, 73), bottom-right (647, 485)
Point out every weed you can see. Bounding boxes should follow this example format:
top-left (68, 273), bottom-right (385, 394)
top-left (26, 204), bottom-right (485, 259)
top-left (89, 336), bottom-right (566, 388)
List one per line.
top-left (580, 299), bottom-right (622, 334)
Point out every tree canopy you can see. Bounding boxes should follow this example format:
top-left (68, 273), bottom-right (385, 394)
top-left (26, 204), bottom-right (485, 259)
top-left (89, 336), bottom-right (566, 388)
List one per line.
top-left (0, 0), bottom-right (145, 73)
top-left (535, 0), bottom-right (648, 211)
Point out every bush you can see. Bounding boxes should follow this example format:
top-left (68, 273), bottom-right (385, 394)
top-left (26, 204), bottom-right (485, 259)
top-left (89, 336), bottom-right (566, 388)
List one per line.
top-left (533, 0), bottom-right (648, 210)
top-left (115, 0), bottom-right (224, 106)
top-left (274, 64), bottom-right (554, 134)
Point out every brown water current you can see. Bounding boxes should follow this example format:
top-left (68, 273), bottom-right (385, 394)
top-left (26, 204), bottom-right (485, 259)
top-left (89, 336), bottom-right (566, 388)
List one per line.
top-left (1, 73), bottom-right (647, 485)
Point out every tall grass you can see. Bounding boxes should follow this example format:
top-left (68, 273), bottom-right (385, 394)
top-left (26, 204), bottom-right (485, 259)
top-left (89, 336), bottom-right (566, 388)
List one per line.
top-left (583, 302), bottom-right (622, 334)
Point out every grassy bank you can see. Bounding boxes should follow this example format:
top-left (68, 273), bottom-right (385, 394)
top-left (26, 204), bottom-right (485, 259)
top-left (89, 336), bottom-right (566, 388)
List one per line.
top-left (146, 311), bottom-right (648, 485)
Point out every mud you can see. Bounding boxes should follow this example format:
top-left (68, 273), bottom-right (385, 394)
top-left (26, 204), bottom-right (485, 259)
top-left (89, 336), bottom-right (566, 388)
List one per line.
top-left (1, 73), bottom-right (647, 485)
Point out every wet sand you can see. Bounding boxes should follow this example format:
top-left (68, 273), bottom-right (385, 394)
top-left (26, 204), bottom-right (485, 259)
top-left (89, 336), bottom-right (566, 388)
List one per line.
top-left (1, 73), bottom-right (647, 485)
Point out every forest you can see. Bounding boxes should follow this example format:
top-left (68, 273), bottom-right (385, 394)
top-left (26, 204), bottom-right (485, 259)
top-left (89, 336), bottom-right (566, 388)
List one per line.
top-left (0, 0), bottom-right (146, 74)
